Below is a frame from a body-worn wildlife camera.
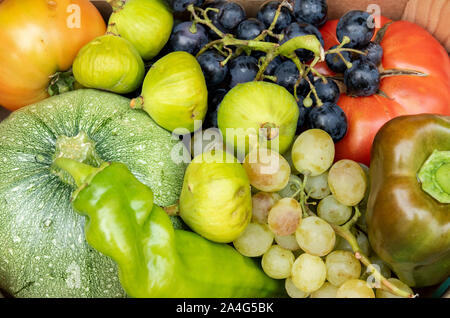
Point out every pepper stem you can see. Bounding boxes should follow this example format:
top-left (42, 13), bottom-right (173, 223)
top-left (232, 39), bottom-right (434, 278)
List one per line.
top-left (53, 158), bottom-right (101, 188)
top-left (418, 150), bottom-right (450, 204)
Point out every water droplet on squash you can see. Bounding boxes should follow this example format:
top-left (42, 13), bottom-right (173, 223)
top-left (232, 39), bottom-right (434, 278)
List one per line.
top-left (43, 219), bottom-right (52, 228)
top-left (35, 154), bottom-right (47, 164)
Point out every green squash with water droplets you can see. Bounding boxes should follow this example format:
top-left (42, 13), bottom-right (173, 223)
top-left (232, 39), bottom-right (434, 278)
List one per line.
top-left (0, 89), bottom-right (188, 297)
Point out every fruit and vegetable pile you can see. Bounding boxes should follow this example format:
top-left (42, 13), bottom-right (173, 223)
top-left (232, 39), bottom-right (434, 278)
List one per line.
top-left (0, 0), bottom-right (448, 299)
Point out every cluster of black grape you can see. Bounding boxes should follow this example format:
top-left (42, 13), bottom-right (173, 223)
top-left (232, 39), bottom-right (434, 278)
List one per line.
top-left (328, 10), bottom-right (383, 97)
top-left (166, 1), bottom-right (381, 144)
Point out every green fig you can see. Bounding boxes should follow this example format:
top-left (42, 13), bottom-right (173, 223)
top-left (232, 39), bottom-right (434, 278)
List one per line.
top-left (179, 150), bottom-right (252, 243)
top-left (108, 0), bottom-right (173, 60)
top-left (131, 51), bottom-right (208, 133)
top-left (73, 34), bottom-right (145, 94)
top-left (218, 81), bottom-right (299, 158)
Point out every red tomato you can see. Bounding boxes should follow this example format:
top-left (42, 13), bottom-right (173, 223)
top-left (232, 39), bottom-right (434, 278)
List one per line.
top-left (0, 0), bottom-right (106, 111)
top-left (319, 18), bottom-right (450, 165)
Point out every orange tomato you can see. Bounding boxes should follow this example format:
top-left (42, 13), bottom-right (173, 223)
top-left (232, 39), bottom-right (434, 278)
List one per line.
top-left (0, 0), bottom-right (106, 111)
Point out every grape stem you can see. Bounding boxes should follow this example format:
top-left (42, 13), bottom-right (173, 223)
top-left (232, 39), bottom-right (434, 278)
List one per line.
top-left (189, 2), bottom-right (324, 94)
top-left (254, 0), bottom-right (290, 42)
top-left (303, 205), bottom-right (416, 298)
top-left (188, 4), bottom-right (225, 39)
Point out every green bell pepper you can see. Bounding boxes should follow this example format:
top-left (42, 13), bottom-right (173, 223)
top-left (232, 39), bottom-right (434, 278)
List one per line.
top-left (54, 158), bottom-right (284, 298)
top-left (367, 114), bottom-right (450, 288)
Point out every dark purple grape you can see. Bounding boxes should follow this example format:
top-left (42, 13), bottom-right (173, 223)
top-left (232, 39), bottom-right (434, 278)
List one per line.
top-left (206, 1), bottom-right (228, 39)
top-left (362, 41), bottom-right (383, 66)
top-left (336, 10), bottom-right (375, 48)
top-left (228, 55), bottom-right (259, 88)
top-left (264, 56), bottom-right (282, 76)
top-left (251, 50), bottom-right (265, 61)
top-left (293, 0), bottom-right (328, 28)
top-left (171, 0), bottom-right (204, 12)
top-left (274, 60), bottom-right (313, 95)
top-left (169, 22), bottom-right (209, 55)
top-left (325, 44), bottom-right (353, 73)
top-left (344, 58), bottom-right (380, 97)
top-left (218, 2), bottom-right (246, 32)
top-left (307, 103), bottom-right (348, 142)
top-left (281, 22), bottom-right (324, 62)
top-left (312, 78), bottom-right (340, 105)
top-left (204, 88), bottom-right (228, 128)
top-left (197, 51), bottom-right (229, 88)
top-left (237, 18), bottom-right (265, 40)
top-left (296, 97), bottom-right (310, 133)
top-left (257, 1), bottom-right (293, 33)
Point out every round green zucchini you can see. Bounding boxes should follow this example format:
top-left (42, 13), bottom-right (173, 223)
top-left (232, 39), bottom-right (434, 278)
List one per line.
top-left (0, 89), bottom-right (187, 297)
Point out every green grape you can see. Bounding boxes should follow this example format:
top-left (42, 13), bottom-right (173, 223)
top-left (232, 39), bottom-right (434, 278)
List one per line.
top-left (328, 159), bottom-right (367, 206)
top-left (285, 277), bottom-right (309, 298)
top-left (356, 163), bottom-right (370, 232)
top-left (334, 230), bottom-right (371, 256)
top-left (355, 230), bottom-right (371, 256)
top-left (325, 250), bottom-right (362, 287)
top-left (303, 97), bottom-right (313, 107)
top-left (251, 192), bottom-right (281, 224)
top-left (243, 147), bottom-right (291, 192)
top-left (278, 174), bottom-right (302, 198)
top-left (356, 204), bottom-right (368, 233)
top-left (291, 129), bottom-right (335, 177)
top-left (295, 216), bottom-right (335, 257)
top-left (261, 245), bottom-right (295, 279)
top-left (317, 195), bottom-right (352, 225)
top-left (375, 278), bottom-right (413, 298)
top-left (291, 253), bottom-right (327, 293)
top-left (310, 282), bottom-right (338, 298)
top-left (268, 198), bottom-right (302, 236)
top-left (284, 147), bottom-right (300, 175)
top-left (233, 223), bottom-right (274, 257)
top-left (336, 279), bottom-right (375, 298)
top-left (275, 234), bottom-right (301, 251)
top-left (305, 172), bottom-right (331, 200)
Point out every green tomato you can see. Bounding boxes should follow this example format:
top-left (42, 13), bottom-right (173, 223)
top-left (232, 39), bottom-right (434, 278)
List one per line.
top-left (73, 35), bottom-right (145, 94)
top-left (179, 150), bottom-right (252, 243)
top-left (218, 81), bottom-right (299, 158)
top-left (109, 0), bottom-right (173, 60)
top-left (133, 51), bottom-right (208, 133)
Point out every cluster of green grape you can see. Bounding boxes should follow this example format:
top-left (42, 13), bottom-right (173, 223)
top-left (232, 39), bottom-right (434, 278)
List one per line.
top-left (232, 129), bottom-right (413, 298)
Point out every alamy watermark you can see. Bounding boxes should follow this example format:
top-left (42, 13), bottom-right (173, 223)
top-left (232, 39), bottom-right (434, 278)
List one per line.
top-left (66, 4), bottom-right (81, 29)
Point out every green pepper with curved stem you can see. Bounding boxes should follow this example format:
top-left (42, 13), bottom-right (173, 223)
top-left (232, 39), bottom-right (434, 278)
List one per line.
top-left (367, 114), bottom-right (450, 288)
top-left (54, 157), bottom-right (284, 298)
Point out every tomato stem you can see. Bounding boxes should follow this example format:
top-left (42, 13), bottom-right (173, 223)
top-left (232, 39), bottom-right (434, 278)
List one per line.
top-left (48, 71), bottom-right (76, 96)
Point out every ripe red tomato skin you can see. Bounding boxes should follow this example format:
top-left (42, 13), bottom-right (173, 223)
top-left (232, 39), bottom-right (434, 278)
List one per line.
top-left (319, 18), bottom-right (450, 165)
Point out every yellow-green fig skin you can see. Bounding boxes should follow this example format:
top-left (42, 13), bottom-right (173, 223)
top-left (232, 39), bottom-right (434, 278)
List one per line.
top-left (217, 81), bottom-right (299, 157)
top-left (73, 35), bottom-right (145, 94)
top-left (109, 0), bottom-right (174, 60)
top-left (179, 150), bottom-right (252, 243)
top-left (135, 51), bottom-right (208, 133)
